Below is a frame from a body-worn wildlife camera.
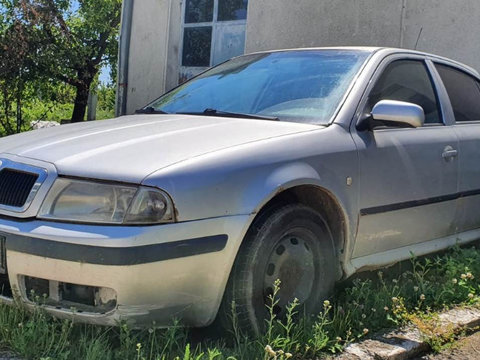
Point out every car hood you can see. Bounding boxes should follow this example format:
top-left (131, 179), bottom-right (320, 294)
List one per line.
top-left (0, 115), bottom-right (320, 183)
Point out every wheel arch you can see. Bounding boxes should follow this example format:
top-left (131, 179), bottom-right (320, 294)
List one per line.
top-left (247, 182), bottom-right (348, 281)
top-left (210, 163), bottom-right (353, 327)
top-left (213, 182), bottom-right (348, 331)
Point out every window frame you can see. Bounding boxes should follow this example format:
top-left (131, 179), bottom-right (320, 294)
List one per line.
top-left (432, 61), bottom-right (480, 125)
top-left (180, 0), bottom-right (248, 72)
top-left (354, 54), bottom-right (450, 131)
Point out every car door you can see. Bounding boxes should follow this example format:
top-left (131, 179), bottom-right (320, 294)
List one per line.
top-left (350, 56), bottom-right (459, 259)
top-left (433, 62), bottom-right (480, 233)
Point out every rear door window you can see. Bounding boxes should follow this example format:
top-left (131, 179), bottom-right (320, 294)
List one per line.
top-left (435, 64), bottom-right (480, 122)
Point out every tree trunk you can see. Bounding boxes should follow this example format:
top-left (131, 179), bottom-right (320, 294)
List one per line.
top-left (16, 81), bottom-right (22, 133)
top-left (71, 84), bottom-right (90, 122)
top-left (16, 93), bottom-right (21, 133)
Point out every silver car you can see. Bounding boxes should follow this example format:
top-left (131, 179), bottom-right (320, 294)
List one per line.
top-left (0, 47), bottom-right (479, 334)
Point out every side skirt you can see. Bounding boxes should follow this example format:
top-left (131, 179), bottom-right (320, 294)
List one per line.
top-left (345, 228), bottom-right (480, 277)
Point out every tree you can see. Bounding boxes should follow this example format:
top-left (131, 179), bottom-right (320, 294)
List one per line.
top-left (0, 1), bottom-right (44, 134)
top-left (19, 0), bottom-right (121, 122)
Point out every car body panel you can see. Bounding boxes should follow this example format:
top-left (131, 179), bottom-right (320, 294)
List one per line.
top-left (451, 123), bottom-right (480, 233)
top-left (0, 47), bottom-right (478, 326)
top-left (0, 115), bottom-right (319, 183)
top-left (426, 56), bottom-right (480, 237)
top-left (349, 53), bottom-right (460, 258)
top-left (142, 124), bottom-right (356, 221)
top-left (352, 125), bottom-right (459, 258)
top-left (0, 214), bottom-right (251, 327)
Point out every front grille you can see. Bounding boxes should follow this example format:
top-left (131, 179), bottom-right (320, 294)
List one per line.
top-left (0, 169), bottom-right (38, 207)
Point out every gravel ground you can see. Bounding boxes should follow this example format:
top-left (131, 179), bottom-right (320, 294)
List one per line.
top-left (414, 331), bottom-right (480, 360)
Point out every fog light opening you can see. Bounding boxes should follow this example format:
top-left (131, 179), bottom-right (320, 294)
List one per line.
top-left (0, 273), bottom-right (12, 298)
top-left (24, 276), bottom-right (117, 313)
top-left (61, 283), bottom-right (95, 306)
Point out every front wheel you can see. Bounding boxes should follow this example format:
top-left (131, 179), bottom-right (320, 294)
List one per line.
top-left (218, 204), bottom-right (336, 335)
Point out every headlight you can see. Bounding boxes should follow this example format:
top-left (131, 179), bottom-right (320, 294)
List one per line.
top-left (38, 178), bottom-right (174, 225)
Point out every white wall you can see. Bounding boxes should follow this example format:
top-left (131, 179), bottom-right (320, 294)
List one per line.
top-left (401, 0), bottom-right (480, 69)
top-left (126, 0), bottom-right (171, 114)
top-left (245, 0), bottom-right (480, 71)
top-left (124, 0), bottom-right (480, 114)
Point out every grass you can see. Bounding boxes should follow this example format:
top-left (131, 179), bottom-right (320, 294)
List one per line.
top-left (2, 245), bottom-right (480, 359)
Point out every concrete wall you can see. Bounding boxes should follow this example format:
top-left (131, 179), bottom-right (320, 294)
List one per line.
top-left (245, 0), bottom-right (480, 71)
top-left (246, 0), bottom-right (404, 51)
top-left (126, 0), bottom-right (171, 114)
top-left (165, 0), bottom-right (183, 92)
top-left (401, 0), bottom-right (480, 69)
top-left (124, 0), bottom-right (480, 114)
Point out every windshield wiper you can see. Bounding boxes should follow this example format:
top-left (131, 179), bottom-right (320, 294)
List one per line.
top-left (135, 106), bottom-right (169, 114)
top-left (177, 108), bottom-right (279, 121)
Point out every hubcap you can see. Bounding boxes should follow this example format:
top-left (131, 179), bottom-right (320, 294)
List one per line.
top-left (263, 232), bottom-right (315, 315)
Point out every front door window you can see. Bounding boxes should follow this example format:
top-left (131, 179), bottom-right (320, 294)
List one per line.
top-left (366, 60), bottom-right (442, 124)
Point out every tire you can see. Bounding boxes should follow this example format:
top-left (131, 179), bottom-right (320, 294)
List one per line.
top-left (217, 203), bottom-right (336, 335)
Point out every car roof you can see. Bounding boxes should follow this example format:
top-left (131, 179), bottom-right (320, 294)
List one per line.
top-left (245, 46), bottom-right (479, 76)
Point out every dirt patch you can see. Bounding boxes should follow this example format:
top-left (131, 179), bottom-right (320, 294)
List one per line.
top-left (414, 331), bottom-right (480, 360)
top-left (0, 352), bottom-right (20, 360)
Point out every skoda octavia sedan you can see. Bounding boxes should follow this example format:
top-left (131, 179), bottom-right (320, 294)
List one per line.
top-left (0, 47), bottom-right (479, 334)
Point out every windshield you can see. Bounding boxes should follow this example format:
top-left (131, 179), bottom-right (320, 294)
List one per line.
top-left (147, 50), bottom-right (370, 124)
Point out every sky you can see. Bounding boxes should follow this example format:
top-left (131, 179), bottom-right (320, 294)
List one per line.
top-left (99, 66), bottom-right (112, 85)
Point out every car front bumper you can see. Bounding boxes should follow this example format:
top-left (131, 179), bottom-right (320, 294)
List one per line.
top-left (0, 214), bottom-right (250, 327)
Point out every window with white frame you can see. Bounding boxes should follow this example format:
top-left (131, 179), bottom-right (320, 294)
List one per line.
top-left (180, 0), bottom-right (248, 81)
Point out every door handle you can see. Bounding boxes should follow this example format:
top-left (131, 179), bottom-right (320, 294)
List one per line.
top-left (442, 146), bottom-right (458, 160)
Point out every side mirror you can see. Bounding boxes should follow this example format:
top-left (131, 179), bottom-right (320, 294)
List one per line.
top-left (357, 100), bottom-right (425, 130)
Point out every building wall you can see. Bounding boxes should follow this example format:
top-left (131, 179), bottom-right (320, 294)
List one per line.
top-left (126, 0), bottom-right (171, 114)
top-left (245, 0), bottom-right (480, 71)
top-left (165, 0), bottom-right (183, 92)
top-left (401, 0), bottom-right (480, 69)
top-left (246, 0), bottom-right (404, 51)
top-left (125, 0), bottom-right (480, 114)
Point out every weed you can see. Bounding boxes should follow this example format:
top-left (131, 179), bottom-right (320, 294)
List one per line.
top-left (1, 245), bottom-right (480, 359)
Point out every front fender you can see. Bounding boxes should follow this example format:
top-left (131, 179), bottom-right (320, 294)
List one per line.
top-left (142, 127), bottom-right (359, 265)
top-left (244, 161), bottom-right (325, 213)
top-left (144, 156), bottom-right (332, 222)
